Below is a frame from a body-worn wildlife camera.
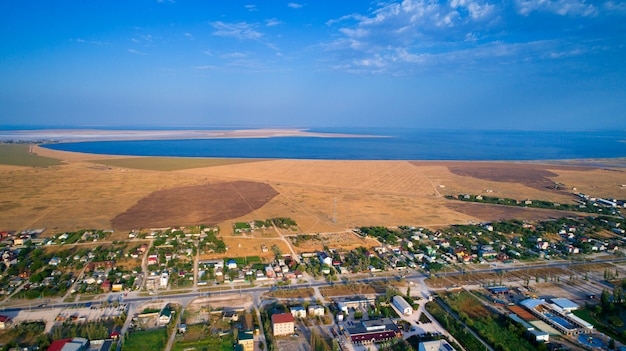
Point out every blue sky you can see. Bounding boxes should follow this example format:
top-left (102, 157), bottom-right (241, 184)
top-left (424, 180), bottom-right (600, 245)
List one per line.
top-left (1, 0), bottom-right (625, 130)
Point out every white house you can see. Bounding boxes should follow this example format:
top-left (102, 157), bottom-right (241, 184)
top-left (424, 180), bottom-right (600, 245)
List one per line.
top-left (290, 306), bottom-right (307, 318)
top-left (392, 295), bottom-right (413, 315)
top-left (318, 252), bottom-right (332, 266)
top-left (308, 305), bottom-right (325, 317)
top-left (160, 272), bottom-right (169, 288)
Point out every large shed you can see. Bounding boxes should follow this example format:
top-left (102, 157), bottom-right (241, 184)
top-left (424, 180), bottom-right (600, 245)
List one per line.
top-left (392, 295), bottom-right (413, 315)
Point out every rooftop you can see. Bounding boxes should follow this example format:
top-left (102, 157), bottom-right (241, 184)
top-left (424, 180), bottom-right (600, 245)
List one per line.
top-left (271, 313), bottom-right (295, 324)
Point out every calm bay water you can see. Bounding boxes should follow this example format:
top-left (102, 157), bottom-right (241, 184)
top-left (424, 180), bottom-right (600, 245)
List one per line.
top-left (43, 129), bottom-right (626, 161)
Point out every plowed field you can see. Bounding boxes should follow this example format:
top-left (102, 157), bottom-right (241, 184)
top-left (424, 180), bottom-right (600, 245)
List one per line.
top-left (112, 181), bottom-right (278, 230)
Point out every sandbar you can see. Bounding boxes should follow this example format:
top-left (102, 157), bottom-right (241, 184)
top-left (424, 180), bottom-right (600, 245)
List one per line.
top-left (0, 128), bottom-right (380, 143)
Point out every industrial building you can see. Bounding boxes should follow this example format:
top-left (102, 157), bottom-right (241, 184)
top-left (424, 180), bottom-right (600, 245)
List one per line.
top-left (392, 295), bottom-right (413, 315)
top-left (344, 318), bottom-right (401, 344)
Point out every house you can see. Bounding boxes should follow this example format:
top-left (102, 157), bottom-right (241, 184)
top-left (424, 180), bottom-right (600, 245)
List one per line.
top-left (1, 251), bottom-right (17, 267)
top-left (496, 252), bottom-right (510, 262)
top-left (308, 305), bottom-right (325, 317)
top-left (271, 313), bottom-right (295, 336)
top-left (112, 283), bottom-right (124, 292)
top-left (227, 259), bottom-right (238, 269)
top-left (160, 272), bottom-right (169, 288)
top-left (479, 245), bottom-right (497, 259)
top-left (592, 242), bottom-right (606, 252)
top-left (159, 306), bottom-right (172, 325)
top-left (238, 331), bottom-right (254, 351)
top-left (0, 315), bottom-right (10, 329)
top-left (223, 311), bottom-right (239, 322)
top-left (536, 241), bottom-right (549, 251)
top-left (49, 257), bottom-right (61, 266)
top-left (147, 255), bottom-right (158, 265)
top-left (47, 337), bottom-right (88, 351)
top-left (318, 251), bottom-right (332, 266)
top-left (290, 306), bottom-right (306, 318)
top-left (101, 280), bottom-right (111, 292)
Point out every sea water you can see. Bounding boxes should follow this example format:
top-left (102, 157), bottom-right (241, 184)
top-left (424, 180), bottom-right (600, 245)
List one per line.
top-left (42, 128), bottom-right (626, 161)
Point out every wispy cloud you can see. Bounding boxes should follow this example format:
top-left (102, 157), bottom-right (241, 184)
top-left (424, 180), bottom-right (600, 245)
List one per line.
top-left (131, 34), bottom-right (153, 45)
top-left (128, 48), bottom-right (147, 55)
top-left (514, 0), bottom-right (597, 16)
top-left (184, 32), bottom-right (193, 40)
top-left (210, 21), bottom-right (262, 40)
top-left (221, 52), bottom-right (248, 59)
top-left (266, 18), bottom-right (281, 27)
top-left (245, 4), bottom-right (258, 12)
top-left (74, 38), bottom-right (109, 46)
top-left (320, 0), bottom-right (624, 75)
top-left (288, 2), bottom-right (303, 9)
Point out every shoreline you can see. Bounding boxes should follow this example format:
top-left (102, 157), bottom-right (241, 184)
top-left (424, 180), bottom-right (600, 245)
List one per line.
top-left (3, 128), bottom-right (623, 168)
top-left (29, 144), bottom-right (626, 169)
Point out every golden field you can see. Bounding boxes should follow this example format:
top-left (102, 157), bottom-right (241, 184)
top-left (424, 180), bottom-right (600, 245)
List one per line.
top-left (1, 144), bottom-right (625, 248)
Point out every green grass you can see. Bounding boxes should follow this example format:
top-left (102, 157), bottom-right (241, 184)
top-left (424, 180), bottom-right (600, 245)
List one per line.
top-left (122, 329), bottom-right (168, 351)
top-left (227, 256), bottom-right (261, 265)
top-left (573, 307), bottom-right (626, 344)
top-left (0, 144), bottom-right (63, 167)
top-left (90, 157), bottom-right (267, 171)
top-left (172, 329), bottom-right (234, 351)
top-left (440, 292), bottom-right (536, 351)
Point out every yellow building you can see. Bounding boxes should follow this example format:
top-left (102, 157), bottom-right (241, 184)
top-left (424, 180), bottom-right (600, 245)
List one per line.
top-left (238, 331), bottom-right (254, 351)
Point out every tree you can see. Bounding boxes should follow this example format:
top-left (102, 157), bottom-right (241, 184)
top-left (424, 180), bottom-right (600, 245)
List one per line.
top-left (601, 289), bottom-right (611, 311)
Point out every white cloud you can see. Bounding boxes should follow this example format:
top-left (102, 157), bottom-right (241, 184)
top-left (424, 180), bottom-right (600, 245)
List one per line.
top-left (128, 49), bottom-right (146, 55)
top-left (266, 18), bottom-right (281, 27)
top-left (319, 0), bottom-right (619, 75)
top-left (184, 32), bottom-right (193, 39)
top-left (288, 2), bottom-right (303, 9)
top-left (603, 1), bottom-right (626, 13)
top-left (75, 38), bottom-right (109, 46)
top-left (245, 4), bottom-right (258, 12)
top-left (211, 21), bottom-right (263, 40)
top-left (221, 52), bottom-right (248, 59)
top-left (515, 0), bottom-right (597, 16)
top-left (131, 34), bottom-right (153, 44)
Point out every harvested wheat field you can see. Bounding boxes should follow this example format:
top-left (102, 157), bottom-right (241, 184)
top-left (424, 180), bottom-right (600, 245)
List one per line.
top-left (0, 161), bottom-right (213, 233)
top-left (0, 146), bottom-right (622, 236)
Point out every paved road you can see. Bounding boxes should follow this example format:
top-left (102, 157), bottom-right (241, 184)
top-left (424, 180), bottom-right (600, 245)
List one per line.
top-left (4, 256), bottom-right (626, 314)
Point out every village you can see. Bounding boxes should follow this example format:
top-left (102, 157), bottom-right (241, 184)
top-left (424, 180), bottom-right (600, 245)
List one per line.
top-left (0, 193), bottom-right (625, 351)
